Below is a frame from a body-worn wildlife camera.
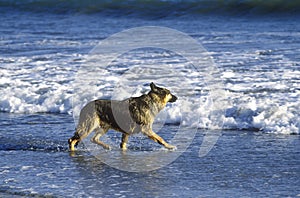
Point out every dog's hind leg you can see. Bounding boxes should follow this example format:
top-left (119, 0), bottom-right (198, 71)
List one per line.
top-left (91, 127), bottom-right (111, 150)
top-left (69, 106), bottom-right (100, 151)
top-left (69, 120), bottom-right (99, 151)
top-left (68, 132), bottom-right (80, 151)
top-left (120, 133), bottom-right (129, 151)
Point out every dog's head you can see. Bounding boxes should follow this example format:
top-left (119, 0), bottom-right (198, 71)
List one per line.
top-left (150, 82), bottom-right (177, 103)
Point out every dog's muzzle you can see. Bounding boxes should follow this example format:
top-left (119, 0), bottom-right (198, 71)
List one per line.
top-left (169, 94), bottom-right (177, 103)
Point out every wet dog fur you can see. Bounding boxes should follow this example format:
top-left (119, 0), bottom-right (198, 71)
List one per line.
top-left (68, 82), bottom-right (177, 151)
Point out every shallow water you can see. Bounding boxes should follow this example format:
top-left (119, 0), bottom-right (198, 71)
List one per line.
top-left (0, 113), bottom-right (299, 197)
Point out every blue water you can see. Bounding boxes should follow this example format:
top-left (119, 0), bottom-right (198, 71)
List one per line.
top-left (1, 1), bottom-right (300, 197)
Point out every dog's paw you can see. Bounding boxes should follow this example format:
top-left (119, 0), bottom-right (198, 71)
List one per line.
top-left (171, 146), bottom-right (177, 151)
top-left (166, 144), bottom-right (177, 151)
top-left (103, 144), bottom-right (112, 150)
top-left (120, 147), bottom-right (127, 151)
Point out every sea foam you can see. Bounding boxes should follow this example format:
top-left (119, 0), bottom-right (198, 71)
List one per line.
top-left (1, 50), bottom-right (299, 135)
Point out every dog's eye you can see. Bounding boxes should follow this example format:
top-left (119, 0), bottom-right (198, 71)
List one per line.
top-left (163, 90), bottom-right (170, 95)
top-left (164, 90), bottom-right (170, 95)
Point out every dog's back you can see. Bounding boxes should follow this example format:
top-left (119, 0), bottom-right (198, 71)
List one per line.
top-left (92, 93), bottom-right (159, 133)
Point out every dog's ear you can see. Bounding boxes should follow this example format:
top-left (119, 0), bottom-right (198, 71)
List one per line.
top-left (150, 82), bottom-right (158, 92)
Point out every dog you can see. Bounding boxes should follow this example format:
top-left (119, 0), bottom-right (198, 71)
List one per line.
top-left (68, 82), bottom-right (177, 151)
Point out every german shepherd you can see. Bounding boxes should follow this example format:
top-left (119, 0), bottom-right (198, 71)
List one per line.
top-left (68, 82), bottom-right (177, 151)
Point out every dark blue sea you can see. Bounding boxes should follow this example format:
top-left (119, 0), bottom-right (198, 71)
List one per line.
top-left (0, 0), bottom-right (299, 197)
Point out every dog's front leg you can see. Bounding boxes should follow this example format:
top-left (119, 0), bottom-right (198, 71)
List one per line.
top-left (142, 128), bottom-right (176, 150)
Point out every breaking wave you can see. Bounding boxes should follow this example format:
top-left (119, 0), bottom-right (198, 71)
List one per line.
top-left (0, 51), bottom-right (299, 135)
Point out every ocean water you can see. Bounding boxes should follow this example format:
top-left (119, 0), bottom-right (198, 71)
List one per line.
top-left (0, 0), bottom-right (300, 197)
